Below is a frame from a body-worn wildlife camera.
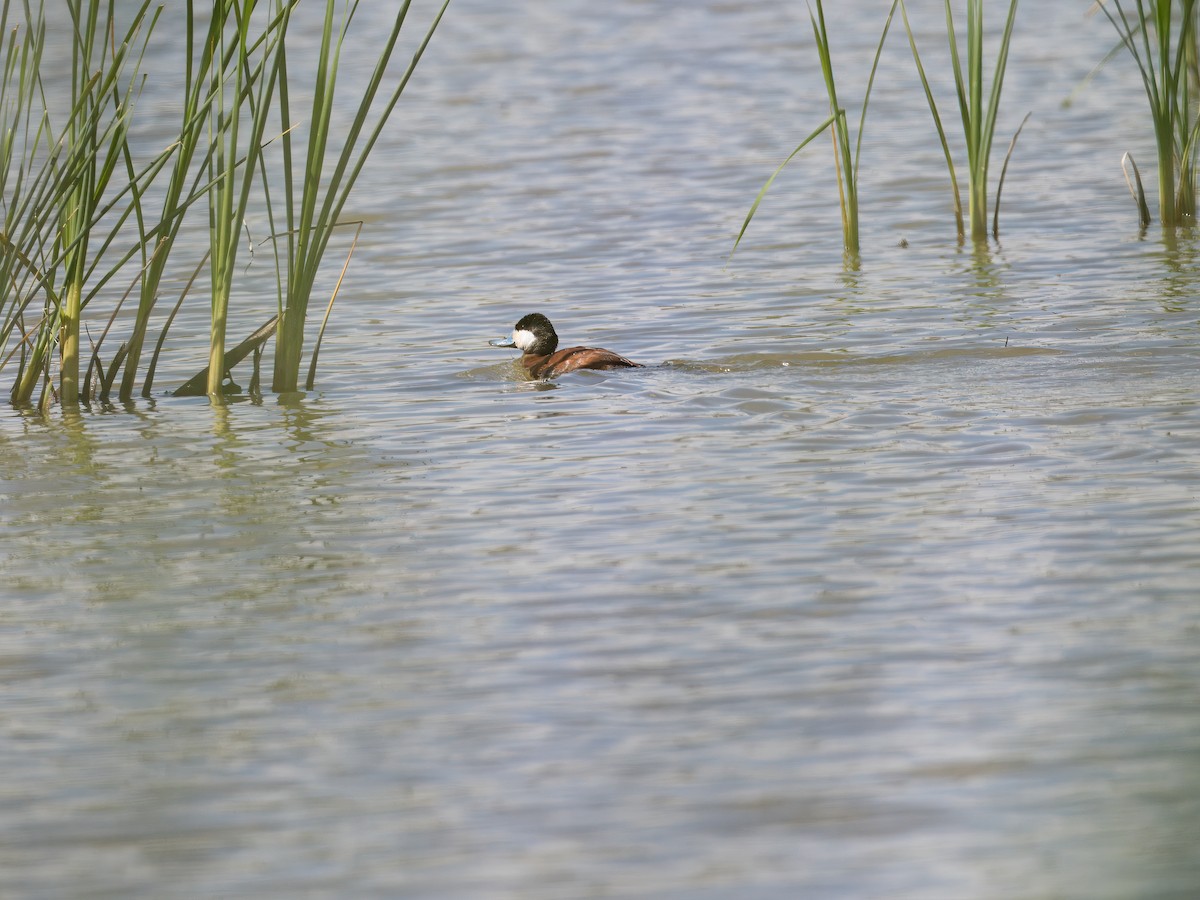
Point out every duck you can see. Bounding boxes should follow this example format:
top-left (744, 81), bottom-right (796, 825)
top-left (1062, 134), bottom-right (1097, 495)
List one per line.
top-left (489, 312), bottom-right (642, 378)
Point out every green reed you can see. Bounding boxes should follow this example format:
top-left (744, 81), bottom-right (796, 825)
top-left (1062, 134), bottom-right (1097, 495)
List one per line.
top-left (55, 1), bottom-right (154, 406)
top-left (0, 0), bottom-right (450, 408)
top-left (117, 1), bottom-right (239, 402)
top-left (733, 0), bottom-right (898, 263)
top-left (1, 1), bottom-right (159, 408)
top-left (265, 0), bottom-right (451, 394)
top-left (0, 2), bottom-right (47, 402)
top-left (1098, 0), bottom-right (1200, 226)
top-left (203, 0), bottom-right (291, 397)
top-left (900, 0), bottom-right (1020, 243)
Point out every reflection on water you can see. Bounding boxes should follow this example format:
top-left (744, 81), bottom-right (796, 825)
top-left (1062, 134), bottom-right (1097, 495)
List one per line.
top-left (2, 1), bottom-right (1199, 897)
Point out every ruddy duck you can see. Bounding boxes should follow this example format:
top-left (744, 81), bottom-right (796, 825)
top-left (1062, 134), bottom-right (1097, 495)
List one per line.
top-left (489, 313), bottom-right (642, 378)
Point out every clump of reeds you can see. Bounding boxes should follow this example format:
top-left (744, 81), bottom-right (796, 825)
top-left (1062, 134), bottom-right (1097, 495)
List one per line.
top-left (0, 0), bottom-right (449, 409)
top-left (1097, 0), bottom-right (1200, 227)
top-left (733, 0), bottom-right (1024, 256)
top-left (732, 0), bottom-right (899, 264)
top-left (900, 0), bottom-right (1022, 243)
top-left (1, 1), bottom-right (163, 409)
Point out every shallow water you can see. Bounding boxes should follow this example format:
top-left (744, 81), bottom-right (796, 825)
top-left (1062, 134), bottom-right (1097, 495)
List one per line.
top-left (2, 2), bottom-right (1199, 897)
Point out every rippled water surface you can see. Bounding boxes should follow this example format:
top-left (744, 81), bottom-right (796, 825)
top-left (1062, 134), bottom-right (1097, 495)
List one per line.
top-left (3, 2), bottom-right (1199, 897)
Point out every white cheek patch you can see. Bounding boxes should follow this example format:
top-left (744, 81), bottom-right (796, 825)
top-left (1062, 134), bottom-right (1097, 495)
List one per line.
top-left (513, 328), bottom-right (537, 351)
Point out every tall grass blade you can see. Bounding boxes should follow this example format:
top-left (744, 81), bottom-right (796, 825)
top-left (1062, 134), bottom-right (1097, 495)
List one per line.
top-left (1, 0), bottom-right (163, 407)
top-left (854, 2), bottom-right (901, 185)
top-left (81, 269), bottom-right (139, 402)
top-left (1122, 151), bottom-right (1154, 227)
top-left (730, 114), bottom-right (837, 258)
top-left (118, 0), bottom-right (231, 402)
top-left (809, 2), bottom-right (858, 257)
top-left (142, 254), bottom-right (208, 398)
top-left (993, 111), bottom-right (1031, 238)
top-left (899, 0), bottom-right (965, 238)
top-left (732, 0), bottom-right (897, 262)
top-left (304, 220), bottom-right (361, 391)
top-left (204, 0), bottom-right (293, 398)
top-left (900, 0), bottom-right (1019, 243)
top-left (270, 0), bottom-right (452, 394)
top-left (57, 1), bottom-right (157, 406)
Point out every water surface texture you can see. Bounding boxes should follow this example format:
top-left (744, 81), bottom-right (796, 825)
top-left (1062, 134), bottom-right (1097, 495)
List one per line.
top-left (2, 2), bottom-right (1199, 898)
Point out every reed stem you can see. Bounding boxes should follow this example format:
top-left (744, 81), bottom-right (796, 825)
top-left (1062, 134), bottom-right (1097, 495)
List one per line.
top-left (732, 0), bottom-right (896, 262)
top-left (205, 0), bottom-right (291, 398)
top-left (901, 0), bottom-right (1019, 243)
top-left (268, 0), bottom-right (451, 393)
top-left (1098, 0), bottom-right (1200, 226)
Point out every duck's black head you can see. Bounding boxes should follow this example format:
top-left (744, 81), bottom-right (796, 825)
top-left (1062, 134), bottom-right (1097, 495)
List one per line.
top-left (490, 312), bottom-right (559, 356)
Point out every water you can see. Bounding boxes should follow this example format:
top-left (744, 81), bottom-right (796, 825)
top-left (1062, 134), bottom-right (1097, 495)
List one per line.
top-left (2, 2), bottom-right (1199, 897)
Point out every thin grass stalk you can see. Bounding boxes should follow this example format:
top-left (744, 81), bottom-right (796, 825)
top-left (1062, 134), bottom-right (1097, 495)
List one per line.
top-left (0, 243), bottom-right (62, 387)
top-left (0, 4), bottom-right (37, 299)
top-left (54, 0), bottom-right (100, 406)
top-left (1178, 109), bottom-right (1200, 213)
top-left (983, 2), bottom-right (1018, 233)
top-left (829, 119), bottom-right (852, 250)
top-left (1124, 151), bottom-right (1153, 228)
top-left (118, 0), bottom-right (227, 401)
top-left (2, 3), bottom-right (58, 402)
top-left (1172, 0), bottom-right (1199, 216)
top-left (854, 2), bottom-right (900, 185)
top-left (993, 110), bottom-right (1030, 238)
top-left (809, 1), bottom-right (858, 256)
top-left (205, 2), bottom-right (240, 398)
top-left (899, 1), bottom-right (962, 236)
top-left (962, 0), bottom-right (985, 238)
top-left (1152, 0), bottom-right (1177, 222)
top-left (205, 0), bottom-right (291, 398)
top-left (0, 5), bottom-right (46, 385)
top-left (142, 252), bottom-right (207, 397)
top-left (82, 263), bottom-right (140, 402)
top-left (305, 219), bottom-right (360, 390)
top-left (730, 112), bottom-right (838, 258)
top-left (74, 7), bottom-right (162, 295)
